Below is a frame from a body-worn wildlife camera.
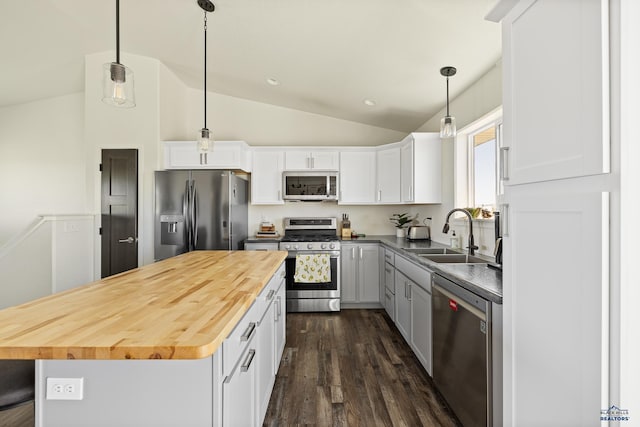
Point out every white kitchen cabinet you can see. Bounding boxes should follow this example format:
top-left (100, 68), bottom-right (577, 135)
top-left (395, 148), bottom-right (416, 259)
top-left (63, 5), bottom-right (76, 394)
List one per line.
top-left (409, 280), bottom-right (432, 376)
top-left (376, 145), bottom-right (401, 204)
top-left (339, 150), bottom-right (377, 204)
top-left (400, 133), bottom-right (442, 204)
top-left (256, 291), bottom-right (276, 425)
top-left (273, 276), bottom-right (286, 373)
top-left (164, 140), bottom-right (252, 172)
top-left (251, 150), bottom-right (285, 204)
top-left (223, 337), bottom-right (257, 427)
top-left (340, 243), bottom-right (380, 306)
top-left (284, 150), bottom-right (339, 170)
top-left (500, 0), bottom-right (609, 185)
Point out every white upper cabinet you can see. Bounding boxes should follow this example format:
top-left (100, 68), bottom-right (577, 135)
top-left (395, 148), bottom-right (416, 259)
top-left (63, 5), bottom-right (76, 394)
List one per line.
top-left (251, 150), bottom-right (285, 205)
top-left (339, 150), bottom-right (377, 204)
top-left (376, 145), bottom-right (401, 204)
top-left (163, 141), bottom-right (252, 172)
top-left (501, 0), bottom-right (609, 185)
top-left (284, 150), bottom-right (339, 170)
top-left (400, 133), bottom-right (442, 203)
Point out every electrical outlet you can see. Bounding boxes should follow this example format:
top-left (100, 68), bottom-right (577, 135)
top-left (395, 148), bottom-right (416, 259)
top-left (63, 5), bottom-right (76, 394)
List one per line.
top-left (46, 377), bottom-right (84, 400)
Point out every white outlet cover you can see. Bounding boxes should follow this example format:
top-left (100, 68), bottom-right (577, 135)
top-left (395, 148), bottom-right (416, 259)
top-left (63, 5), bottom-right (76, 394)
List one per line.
top-left (46, 377), bottom-right (84, 400)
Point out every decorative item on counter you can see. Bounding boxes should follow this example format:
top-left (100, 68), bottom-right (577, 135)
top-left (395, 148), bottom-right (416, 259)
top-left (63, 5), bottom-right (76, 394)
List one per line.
top-left (389, 212), bottom-right (416, 238)
top-left (341, 213), bottom-right (352, 238)
top-left (256, 221), bottom-right (279, 238)
top-left (464, 207), bottom-right (482, 219)
top-left (481, 208), bottom-right (493, 219)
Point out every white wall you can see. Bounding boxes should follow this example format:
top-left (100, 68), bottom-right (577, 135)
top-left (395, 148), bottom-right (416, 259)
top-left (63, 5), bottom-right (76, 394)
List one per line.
top-left (412, 62), bottom-right (503, 255)
top-left (0, 93), bottom-right (86, 245)
top-left (185, 88), bottom-right (405, 146)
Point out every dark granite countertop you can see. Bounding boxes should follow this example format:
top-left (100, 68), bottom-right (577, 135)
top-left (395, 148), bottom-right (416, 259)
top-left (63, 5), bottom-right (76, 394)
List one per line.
top-left (345, 235), bottom-right (503, 304)
top-left (244, 237), bottom-right (282, 243)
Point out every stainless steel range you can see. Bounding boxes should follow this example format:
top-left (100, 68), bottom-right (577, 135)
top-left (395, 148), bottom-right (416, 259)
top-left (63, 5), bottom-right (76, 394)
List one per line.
top-left (279, 217), bottom-right (341, 312)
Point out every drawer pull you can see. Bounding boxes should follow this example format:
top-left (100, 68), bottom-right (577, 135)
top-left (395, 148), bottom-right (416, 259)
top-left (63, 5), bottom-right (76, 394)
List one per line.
top-left (240, 322), bottom-right (256, 341)
top-left (267, 290), bottom-right (275, 300)
top-left (241, 349), bottom-right (256, 372)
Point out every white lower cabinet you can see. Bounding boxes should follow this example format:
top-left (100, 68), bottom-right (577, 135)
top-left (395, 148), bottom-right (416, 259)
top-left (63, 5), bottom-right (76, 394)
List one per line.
top-left (222, 263), bottom-right (285, 427)
top-left (341, 243), bottom-right (380, 305)
top-left (394, 255), bottom-right (433, 375)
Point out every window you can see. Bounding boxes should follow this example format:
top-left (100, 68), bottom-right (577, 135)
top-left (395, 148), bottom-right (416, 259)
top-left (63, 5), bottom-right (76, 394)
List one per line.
top-left (453, 108), bottom-right (502, 212)
top-left (469, 124), bottom-right (500, 209)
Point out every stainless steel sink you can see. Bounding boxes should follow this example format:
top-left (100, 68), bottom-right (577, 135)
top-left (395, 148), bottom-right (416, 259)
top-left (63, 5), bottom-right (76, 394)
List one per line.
top-left (419, 254), bottom-right (488, 264)
top-left (402, 248), bottom-right (463, 255)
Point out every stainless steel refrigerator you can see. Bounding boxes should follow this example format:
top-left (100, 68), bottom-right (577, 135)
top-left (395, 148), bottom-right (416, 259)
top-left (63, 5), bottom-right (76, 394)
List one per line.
top-left (154, 170), bottom-right (248, 261)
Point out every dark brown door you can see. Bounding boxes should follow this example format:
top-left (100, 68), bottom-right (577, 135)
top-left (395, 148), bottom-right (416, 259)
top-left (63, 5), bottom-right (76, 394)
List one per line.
top-left (101, 149), bottom-right (138, 278)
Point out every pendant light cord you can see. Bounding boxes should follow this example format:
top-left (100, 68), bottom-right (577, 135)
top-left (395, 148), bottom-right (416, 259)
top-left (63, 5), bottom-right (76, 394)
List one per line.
top-left (203, 11), bottom-right (207, 129)
top-left (445, 76), bottom-right (449, 117)
top-left (115, 0), bottom-right (120, 64)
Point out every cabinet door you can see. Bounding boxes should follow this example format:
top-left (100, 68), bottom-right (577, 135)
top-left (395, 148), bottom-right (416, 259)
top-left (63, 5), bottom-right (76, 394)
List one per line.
top-left (400, 140), bottom-right (414, 202)
top-left (339, 151), bottom-right (376, 204)
top-left (502, 0), bottom-right (609, 184)
top-left (284, 151), bottom-right (311, 170)
top-left (223, 343), bottom-right (257, 427)
top-left (358, 244), bottom-right (380, 303)
top-left (165, 141), bottom-right (250, 171)
top-left (274, 279), bottom-right (286, 373)
top-left (376, 147), bottom-right (401, 204)
top-left (311, 151), bottom-right (339, 170)
top-left (410, 283), bottom-right (432, 376)
top-left (394, 270), bottom-right (411, 342)
top-left (256, 300), bottom-right (275, 426)
top-left (251, 151), bottom-right (284, 204)
top-left (503, 188), bottom-right (608, 426)
top-left (340, 244), bottom-right (357, 303)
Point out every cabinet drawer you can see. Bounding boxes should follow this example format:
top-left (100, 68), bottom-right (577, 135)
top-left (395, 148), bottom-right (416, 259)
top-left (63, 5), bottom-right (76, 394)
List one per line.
top-left (245, 242), bottom-right (279, 251)
top-left (223, 302), bottom-right (260, 379)
top-left (395, 255), bottom-right (432, 292)
top-left (384, 262), bottom-right (395, 294)
top-left (384, 288), bottom-right (395, 320)
top-left (384, 249), bottom-right (395, 265)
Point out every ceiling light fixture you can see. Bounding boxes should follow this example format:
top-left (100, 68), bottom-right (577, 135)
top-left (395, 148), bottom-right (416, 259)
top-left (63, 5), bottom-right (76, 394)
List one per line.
top-left (439, 66), bottom-right (457, 139)
top-left (266, 78), bottom-right (280, 86)
top-left (102, 0), bottom-right (135, 108)
top-left (363, 99), bottom-right (376, 107)
top-left (196, 0), bottom-right (215, 159)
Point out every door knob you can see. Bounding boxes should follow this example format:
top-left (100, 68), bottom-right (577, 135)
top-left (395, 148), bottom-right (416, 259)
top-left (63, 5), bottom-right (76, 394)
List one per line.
top-left (118, 236), bottom-right (135, 244)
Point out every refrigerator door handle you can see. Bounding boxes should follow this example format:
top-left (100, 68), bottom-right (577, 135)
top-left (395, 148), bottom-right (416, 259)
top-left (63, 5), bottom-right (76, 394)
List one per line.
top-left (191, 180), bottom-right (198, 249)
top-left (184, 179), bottom-right (192, 251)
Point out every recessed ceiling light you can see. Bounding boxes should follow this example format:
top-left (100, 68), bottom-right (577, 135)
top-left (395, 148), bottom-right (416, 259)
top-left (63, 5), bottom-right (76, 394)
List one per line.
top-left (266, 78), bottom-right (280, 86)
top-left (363, 99), bottom-right (376, 106)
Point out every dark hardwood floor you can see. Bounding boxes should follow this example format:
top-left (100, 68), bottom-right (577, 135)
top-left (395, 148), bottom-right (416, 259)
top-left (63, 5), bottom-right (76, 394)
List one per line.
top-left (0, 402), bottom-right (34, 427)
top-left (264, 309), bottom-right (460, 427)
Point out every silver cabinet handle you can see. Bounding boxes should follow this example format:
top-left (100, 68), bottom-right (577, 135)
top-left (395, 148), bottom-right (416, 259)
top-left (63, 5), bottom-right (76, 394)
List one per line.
top-left (359, 247), bottom-right (363, 259)
top-left (277, 190), bottom-right (281, 201)
top-left (240, 322), bottom-right (256, 341)
top-left (118, 237), bottom-right (134, 244)
top-left (500, 147), bottom-right (510, 181)
top-left (267, 290), bottom-right (275, 300)
top-left (351, 247), bottom-right (356, 260)
top-left (240, 349), bottom-right (256, 372)
top-left (277, 295), bottom-right (282, 318)
top-left (311, 156), bottom-right (315, 169)
top-left (501, 203), bottom-right (510, 237)
top-left (377, 190), bottom-right (382, 201)
top-left (408, 283), bottom-right (412, 301)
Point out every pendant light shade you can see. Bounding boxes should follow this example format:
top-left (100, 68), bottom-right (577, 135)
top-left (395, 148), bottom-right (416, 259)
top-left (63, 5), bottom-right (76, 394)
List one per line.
top-left (102, 0), bottom-right (135, 108)
top-left (197, 0), bottom-right (215, 154)
top-left (439, 66), bottom-right (457, 139)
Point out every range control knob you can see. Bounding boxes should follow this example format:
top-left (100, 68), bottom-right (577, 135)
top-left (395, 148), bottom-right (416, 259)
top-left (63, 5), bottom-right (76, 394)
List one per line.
top-left (284, 244), bottom-right (291, 250)
top-left (321, 243), bottom-right (327, 249)
top-left (294, 245), bottom-right (299, 250)
top-left (329, 243), bottom-right (336, 249)
top-left (307, 243), bottom-right (313, 249)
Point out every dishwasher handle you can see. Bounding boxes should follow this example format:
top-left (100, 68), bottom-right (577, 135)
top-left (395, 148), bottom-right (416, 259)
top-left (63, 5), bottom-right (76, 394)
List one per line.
top-left (432, 282), bottom-right (487, 322)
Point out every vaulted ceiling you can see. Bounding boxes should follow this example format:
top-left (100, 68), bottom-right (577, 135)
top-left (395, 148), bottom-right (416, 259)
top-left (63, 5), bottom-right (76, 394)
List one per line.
top-left (2, 0), bottom-right (501, 132)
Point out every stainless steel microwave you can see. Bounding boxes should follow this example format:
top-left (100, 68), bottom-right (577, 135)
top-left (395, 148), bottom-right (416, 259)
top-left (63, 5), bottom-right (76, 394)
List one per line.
top-left (282, 171), bottom-right (338, 201)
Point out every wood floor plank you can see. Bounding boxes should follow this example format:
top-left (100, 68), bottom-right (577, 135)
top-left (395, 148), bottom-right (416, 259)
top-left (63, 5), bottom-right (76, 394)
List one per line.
top-left (264, 309), bottom-right (460, 427)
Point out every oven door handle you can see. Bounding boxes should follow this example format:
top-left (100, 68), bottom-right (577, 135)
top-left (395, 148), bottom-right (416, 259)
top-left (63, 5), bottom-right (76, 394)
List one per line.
top-left (286, 251), bottom-right (340, 258)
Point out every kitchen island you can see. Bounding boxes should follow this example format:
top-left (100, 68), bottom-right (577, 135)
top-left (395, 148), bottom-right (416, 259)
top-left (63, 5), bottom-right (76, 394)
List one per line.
top-left (0, 250), bottom-right (287, 427)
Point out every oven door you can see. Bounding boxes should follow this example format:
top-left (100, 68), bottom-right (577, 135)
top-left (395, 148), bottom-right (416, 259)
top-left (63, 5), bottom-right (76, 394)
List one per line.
top-left (285, 251), bottom-right (340, 298)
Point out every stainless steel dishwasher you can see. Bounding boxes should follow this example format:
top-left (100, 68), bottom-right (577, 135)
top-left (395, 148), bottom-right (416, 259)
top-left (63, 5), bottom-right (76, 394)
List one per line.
top-left (432, 273), bottom-right (492, 427)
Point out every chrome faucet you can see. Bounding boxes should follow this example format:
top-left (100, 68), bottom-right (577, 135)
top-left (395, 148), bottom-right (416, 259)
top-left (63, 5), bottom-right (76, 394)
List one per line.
top-left (442, 208), bottom-right (478, 255)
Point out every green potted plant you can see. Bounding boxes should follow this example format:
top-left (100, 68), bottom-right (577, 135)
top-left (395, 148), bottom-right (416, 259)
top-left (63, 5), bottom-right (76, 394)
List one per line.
top-left (389, 213), bottom-right (416, 238)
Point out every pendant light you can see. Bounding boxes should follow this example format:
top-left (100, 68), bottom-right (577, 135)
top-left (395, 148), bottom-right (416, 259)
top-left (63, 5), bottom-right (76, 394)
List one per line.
top-left (197, 0), bottom-right (215, 160)
top-left (439, 66), bottom-right (457, 139)
top-left (102, 0), bottom-right (135, 108)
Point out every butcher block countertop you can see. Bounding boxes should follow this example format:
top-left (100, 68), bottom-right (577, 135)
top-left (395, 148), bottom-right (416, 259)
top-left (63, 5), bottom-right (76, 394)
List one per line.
top-left (0, 250), bottom-right (287, 360)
